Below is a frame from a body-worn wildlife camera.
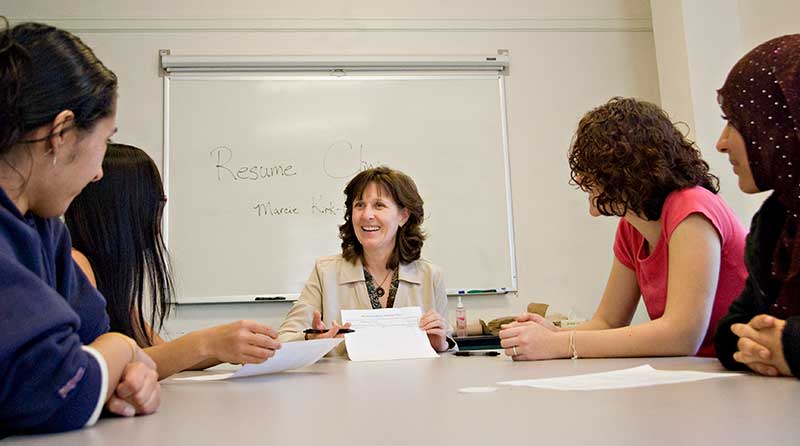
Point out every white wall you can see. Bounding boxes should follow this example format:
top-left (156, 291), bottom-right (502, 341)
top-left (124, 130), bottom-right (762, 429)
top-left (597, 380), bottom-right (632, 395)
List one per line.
top-left (651, 0), bottom-right (759, 226)
top-left (651, 0), bottom-right (800, 225)
top-left (7, 0), bottom-right (661, 336)
top-left (739, 0), bottom-right (800, 49)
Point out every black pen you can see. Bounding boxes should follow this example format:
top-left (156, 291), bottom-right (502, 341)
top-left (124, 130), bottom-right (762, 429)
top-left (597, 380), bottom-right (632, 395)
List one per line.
top-left (302, 328), bottom-right (356, 334)
top-left (454, 351), bottom-right (500, 357)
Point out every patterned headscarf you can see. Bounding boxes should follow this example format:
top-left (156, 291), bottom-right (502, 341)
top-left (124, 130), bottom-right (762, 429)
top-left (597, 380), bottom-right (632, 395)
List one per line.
top-left (718, 34), bottom-right (800, 318)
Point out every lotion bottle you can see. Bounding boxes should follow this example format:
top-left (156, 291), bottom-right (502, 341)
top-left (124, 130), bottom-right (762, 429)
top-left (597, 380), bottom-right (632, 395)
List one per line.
top-left (456, 296), bottom-right (467, 337)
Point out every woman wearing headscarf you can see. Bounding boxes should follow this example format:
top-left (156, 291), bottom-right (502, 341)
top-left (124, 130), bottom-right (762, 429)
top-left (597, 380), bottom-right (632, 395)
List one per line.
top-left (715, 34), bottom-right (800, 378)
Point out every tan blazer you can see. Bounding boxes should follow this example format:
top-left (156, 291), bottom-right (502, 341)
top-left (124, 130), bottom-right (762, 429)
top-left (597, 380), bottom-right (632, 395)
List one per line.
top-left (278, 254), bottom-right (451, 356)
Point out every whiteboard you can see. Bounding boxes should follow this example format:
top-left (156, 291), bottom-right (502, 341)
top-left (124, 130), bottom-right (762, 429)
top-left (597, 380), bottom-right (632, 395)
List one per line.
top-left (164, 73), bottom-right (516, 303)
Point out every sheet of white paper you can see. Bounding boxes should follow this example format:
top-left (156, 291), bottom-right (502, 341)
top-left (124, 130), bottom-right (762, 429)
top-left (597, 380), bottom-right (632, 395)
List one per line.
top-left (173, 338), bottom-right (342, 381)
top-left (341, 306), bottom-right (438, 362)
top-left (498, 365), bottom-right (741, 391)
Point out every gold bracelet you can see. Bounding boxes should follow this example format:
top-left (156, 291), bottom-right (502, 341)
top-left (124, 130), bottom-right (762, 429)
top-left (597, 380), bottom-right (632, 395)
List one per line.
top-left (569, 330), bottom-right (579, 360)
top-left (105, 332), bottom-right (137, 363)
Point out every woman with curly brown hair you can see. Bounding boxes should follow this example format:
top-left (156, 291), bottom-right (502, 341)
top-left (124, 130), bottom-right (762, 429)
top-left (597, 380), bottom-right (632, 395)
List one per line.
top-left (278, 166), bottom-right (454, 356)
top-left (500, 97), bottom-right (747, 361)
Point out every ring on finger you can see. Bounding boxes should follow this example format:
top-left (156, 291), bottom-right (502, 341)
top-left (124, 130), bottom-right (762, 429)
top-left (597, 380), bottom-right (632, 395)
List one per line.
top-left (512, 346), bottom-right (518, 356)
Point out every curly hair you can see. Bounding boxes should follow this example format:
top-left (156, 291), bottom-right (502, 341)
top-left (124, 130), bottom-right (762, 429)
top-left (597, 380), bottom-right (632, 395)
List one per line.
top-left (568, 97), bottom-right (719, 220)
top-left (339, 166), bottom-right (426, 269)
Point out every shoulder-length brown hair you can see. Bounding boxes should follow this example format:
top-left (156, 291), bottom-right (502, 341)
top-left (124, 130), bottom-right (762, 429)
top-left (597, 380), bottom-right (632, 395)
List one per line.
top-left (339, 166), bottom-right (425, 269)
top-left (568, 97), bottom-right (719, 220)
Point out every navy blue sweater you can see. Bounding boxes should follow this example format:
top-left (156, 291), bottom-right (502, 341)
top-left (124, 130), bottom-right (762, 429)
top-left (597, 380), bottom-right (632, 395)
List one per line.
top-left (0, 187), bottom-right (109, 437)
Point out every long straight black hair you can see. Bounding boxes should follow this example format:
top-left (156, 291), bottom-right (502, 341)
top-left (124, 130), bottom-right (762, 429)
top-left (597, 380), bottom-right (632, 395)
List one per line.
top-left (0, 18), bottom-right (117, 182)
top-left (65, 143), bottom-right (173, 347)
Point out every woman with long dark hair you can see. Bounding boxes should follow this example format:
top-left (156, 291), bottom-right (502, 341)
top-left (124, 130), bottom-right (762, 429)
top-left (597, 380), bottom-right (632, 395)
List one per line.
top-left (68, 143), bottom-right (172, 347)
top-left (66, 143), bottom-right (281, 379)
top-left (500, 97), bottom-right (748, 360)
top-left (0, 19), bottom-right (159, 435)
top-left (714, 34), bottom-right (800, 378)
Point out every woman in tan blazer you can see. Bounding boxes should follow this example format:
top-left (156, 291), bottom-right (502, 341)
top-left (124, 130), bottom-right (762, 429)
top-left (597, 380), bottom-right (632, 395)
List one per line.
top-left (278, 166), bottom-right (453, 356)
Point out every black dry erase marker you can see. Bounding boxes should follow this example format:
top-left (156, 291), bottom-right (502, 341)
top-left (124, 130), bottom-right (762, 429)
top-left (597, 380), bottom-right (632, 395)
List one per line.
top-left (302, 328), bottom-right (356, 334)
top-left (454, 351), bottom-right (500, 357)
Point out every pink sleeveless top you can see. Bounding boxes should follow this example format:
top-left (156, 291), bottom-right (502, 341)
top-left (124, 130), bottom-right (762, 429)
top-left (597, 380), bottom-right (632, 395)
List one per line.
top-left (613, 187), bottom-right (748, 357)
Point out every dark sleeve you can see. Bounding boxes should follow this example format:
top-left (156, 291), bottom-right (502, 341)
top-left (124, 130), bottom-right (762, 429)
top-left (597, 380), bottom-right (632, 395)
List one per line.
top-left (782, 316), bottom-right (800, 378)
top-left (715, 208), bottom-right (765, 371)
top-left (0, 255), bottom-right (105, 436)
top-left (714, 199), bottom-right (777, 371)
top-left (714, 275), bottom-right (759, 371)
top-left (50, 220), bottom-right (109, 341)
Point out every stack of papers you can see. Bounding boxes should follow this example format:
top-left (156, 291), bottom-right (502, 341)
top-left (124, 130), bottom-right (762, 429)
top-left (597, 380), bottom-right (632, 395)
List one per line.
top-left (342, 306), bottom-right (439, 362)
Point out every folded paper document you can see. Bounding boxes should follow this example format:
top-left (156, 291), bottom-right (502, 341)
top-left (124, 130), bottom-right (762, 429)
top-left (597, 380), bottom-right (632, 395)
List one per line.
top-left (173, 338), bottom-right (342, 381)
top-left (341, 306), bottom-right (439, 362)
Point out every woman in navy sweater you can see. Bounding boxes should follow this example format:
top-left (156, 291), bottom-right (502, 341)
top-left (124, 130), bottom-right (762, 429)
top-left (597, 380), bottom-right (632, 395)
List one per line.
top-left (0, 19), bottom-right (160, 436)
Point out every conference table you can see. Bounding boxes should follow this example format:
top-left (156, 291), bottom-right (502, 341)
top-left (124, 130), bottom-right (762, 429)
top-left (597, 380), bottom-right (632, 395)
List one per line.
top-left (6, 354), bottom-right (799, 445)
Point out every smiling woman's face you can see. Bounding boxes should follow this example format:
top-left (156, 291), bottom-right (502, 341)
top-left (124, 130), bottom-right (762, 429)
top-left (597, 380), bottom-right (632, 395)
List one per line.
top-left (351, 181), bottom-right (409, 257)
top-left (716, 123), bottom-right (759, 194)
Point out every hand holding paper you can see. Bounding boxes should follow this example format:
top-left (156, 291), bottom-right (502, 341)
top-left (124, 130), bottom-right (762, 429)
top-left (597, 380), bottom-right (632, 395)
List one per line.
top-left (341, 306), bottom-right (439, 362)
top-left (173, 338), bottom-right (342, 381)
top-left (419, 309), bottom-right (449, 352)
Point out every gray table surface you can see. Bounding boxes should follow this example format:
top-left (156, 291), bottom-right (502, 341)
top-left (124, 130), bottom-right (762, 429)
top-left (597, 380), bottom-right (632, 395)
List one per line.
top-left (5, 354), bottom-right (800, 445)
